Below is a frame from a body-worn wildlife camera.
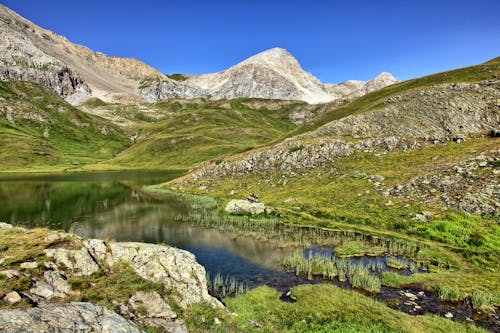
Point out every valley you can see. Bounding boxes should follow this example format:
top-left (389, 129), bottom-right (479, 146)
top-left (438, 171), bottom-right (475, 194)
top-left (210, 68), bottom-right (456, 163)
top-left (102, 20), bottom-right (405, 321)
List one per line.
top-left (0, 3), bottom-right (498, 333)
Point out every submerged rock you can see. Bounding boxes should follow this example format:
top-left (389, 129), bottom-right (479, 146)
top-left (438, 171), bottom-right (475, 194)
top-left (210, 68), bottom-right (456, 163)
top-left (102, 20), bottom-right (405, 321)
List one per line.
top-left (225, 199), bottom-right (266, 215)
top-left (0, 302), bottom-right (141, 333)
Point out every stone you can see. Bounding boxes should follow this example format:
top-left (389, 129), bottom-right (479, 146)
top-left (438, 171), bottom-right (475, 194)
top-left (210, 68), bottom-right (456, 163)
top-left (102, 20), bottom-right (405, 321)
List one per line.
top-left (0, 302), bottom-right (141, 333)
top-left (127, 291), bottom-right (177, 320)
top-left (3, 291), bottom-right (21, 304)
top-left (0, 270), bottom-right (20, 279)
top-left (20, 262), bottom-right (38, 269)
top-left (30, 271), bottom-right (75, 300)
top-left (225, 199), bottom-right (265, 215)
top-left (44, 248), bottom-right (99, 276)
top-left (0, 223), bottom-right (13, 229)
top-left (445, 312), bottom-right (454, 319)
top-left (142, 318), bottom-right (188, 333)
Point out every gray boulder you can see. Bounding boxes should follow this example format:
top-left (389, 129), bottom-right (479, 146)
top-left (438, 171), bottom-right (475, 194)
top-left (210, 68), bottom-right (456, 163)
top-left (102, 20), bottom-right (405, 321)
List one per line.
top-left (0, 302), bottom-right (141, 333)
top-left (225, 199), bottom-right (266, 215)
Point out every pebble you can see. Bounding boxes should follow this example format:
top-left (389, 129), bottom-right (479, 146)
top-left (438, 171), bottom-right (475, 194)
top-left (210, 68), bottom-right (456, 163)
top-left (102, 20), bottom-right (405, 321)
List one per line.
top-left (444, 312), bottom-right (454, 319)
top-left (3, 291), bottom-right (21, 304)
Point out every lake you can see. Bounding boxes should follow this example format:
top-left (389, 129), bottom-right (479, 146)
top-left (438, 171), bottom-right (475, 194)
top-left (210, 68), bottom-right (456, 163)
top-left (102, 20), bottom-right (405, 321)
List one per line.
top-left (0, 171), bottom-right (301, 291)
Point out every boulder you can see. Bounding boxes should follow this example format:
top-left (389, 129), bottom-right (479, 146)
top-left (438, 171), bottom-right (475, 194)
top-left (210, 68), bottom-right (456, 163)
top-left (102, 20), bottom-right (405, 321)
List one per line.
top-left (225, 199), bottom-right (265, 215)
top-left (0, 302), bottom-right (141, 333)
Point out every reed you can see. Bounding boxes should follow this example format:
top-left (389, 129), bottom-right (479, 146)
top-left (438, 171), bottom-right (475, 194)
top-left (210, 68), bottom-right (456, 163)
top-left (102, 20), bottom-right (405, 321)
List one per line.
top-left (206, 272), bottom-right (249, 298)
top-left (386, 256), bottom-right (408, 270)
top-left (282, 251), bottom-right (381, 292)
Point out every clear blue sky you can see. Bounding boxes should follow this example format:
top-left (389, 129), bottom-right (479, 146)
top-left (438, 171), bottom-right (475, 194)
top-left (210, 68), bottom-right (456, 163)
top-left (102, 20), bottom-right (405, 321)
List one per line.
top-left (2, 0), bottom-right (499, 83)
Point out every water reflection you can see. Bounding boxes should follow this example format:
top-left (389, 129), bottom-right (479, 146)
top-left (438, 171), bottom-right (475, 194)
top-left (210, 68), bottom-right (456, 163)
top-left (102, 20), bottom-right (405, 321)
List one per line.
top-left (0, 171), bottom-right (295, 286)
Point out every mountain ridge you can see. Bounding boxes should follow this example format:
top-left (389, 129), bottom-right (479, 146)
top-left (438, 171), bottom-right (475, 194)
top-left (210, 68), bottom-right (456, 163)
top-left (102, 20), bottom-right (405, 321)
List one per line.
top-left (0, 5), bottom-right (398, 105)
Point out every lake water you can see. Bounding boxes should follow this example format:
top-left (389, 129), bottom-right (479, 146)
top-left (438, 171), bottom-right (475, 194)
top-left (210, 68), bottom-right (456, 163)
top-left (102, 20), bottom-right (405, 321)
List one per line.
top-left (0, 171), bottom-right (301, 290)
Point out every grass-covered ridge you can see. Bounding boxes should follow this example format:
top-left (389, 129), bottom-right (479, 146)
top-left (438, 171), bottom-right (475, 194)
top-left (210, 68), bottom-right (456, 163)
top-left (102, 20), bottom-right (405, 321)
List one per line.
top-left (89, 100), bottom-right (298, 170)
top-left (0, 81), bottom-right (129, 171)
top-left (283, 56), bottom-right (500, 139)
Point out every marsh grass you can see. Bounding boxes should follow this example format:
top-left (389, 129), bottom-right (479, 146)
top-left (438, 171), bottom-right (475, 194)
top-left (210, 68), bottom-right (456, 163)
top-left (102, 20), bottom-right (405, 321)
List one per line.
top-left (282, 250), bottom-right (381, 292)
top-left (386, 256), bottom-right (409, 270)
top-left (206, 272), bottom-right (249, 297)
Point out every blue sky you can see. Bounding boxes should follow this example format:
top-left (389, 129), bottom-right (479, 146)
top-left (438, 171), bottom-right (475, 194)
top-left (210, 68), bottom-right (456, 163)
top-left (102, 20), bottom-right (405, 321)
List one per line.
top-left (2, 0), bottom-right (499, 83)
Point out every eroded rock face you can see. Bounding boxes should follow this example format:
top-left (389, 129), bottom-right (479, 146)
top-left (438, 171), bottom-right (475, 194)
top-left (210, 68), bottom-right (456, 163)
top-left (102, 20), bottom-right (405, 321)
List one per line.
top-left (0, 302), bottom-right (142, 333)
top-left (225, 199), bottom-right (266, 215)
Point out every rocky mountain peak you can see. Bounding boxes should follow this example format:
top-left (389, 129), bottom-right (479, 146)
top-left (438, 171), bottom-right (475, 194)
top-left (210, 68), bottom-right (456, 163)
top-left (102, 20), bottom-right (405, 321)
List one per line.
top-left (363, 72), bottom-right (399, 93)
top-left (238, 47), bottom-right (299, 68)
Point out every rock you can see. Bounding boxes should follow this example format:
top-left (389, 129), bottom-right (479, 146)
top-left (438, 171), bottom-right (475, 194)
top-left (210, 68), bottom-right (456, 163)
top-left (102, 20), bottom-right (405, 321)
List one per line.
top-left (0, 223), bottom-right (13, 229)
top-left (0, 302), bottom-right (141, 333)
top-left (30, 271), bottom-right (74, 300)
top-left (20, 262), bottom-right (38, 269)
top-left (142, 318), bottom-right (188, 333)
top-left (84, 240), bottom-right (222, 310)
top-left (3, 291), bottom-right (21, 304)
top-left (44, 248), bottom-right (100, 276)
top-left (403, 292), bottom-right (417, 300)
top-left (214, 317), bottom-right (221, 325)
top-left (445, 312), bottom-right (454, 319)
top-left (127, 291), bottom-right (177, 320)
top-left (0, 270), bottom-right (20, 279)
top-left (225, 199), bottom-right (265, 215)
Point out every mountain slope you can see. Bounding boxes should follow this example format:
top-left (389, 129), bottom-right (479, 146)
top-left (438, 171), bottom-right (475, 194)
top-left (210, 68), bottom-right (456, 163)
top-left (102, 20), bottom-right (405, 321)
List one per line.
top-left (169, 57), bottom-right (500, 217)
top-left (86, 99), bottom-right (298, 170)
top-left (0, 81), bottom-right (129, 171)
top-left (0, 5), bottom-right (167, 103)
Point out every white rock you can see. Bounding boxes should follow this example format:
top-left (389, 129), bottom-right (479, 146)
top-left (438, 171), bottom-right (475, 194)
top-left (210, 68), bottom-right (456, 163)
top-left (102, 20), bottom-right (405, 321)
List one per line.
top-left (225, 199), bottom-right (265, 215)
top-left (20, 262), bottom-right (38, 269)
top-left (3, 291), bottom-right (21, 304)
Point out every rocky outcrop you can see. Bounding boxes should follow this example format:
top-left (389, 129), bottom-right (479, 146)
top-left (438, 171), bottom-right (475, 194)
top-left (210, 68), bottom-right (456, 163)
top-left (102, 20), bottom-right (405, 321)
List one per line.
top-left (0, 302), bottom-right (142, 333)
top-left (389, 151), bottom-right (500, 216)
top-left (301, 81), bottom-right (500, 140)
top-left (141, 48), bottom-right (398, 104)
top-left (0, 226), bottom-right (221, 333)
top-left (44, 238), bottom-right (222, 309)
top-left (173, 136), bottom-right (422, 187)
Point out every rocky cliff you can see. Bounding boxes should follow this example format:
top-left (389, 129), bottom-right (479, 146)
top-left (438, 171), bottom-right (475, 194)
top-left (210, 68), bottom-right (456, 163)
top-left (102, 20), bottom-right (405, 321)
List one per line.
top-left (0, 5), bottom-right (166, 104)
top-left (0, 224), bottom-right (222, 332)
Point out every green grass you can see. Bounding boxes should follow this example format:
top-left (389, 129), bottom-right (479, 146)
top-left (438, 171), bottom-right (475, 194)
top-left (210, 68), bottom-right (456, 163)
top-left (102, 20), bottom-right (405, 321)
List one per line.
top-left (210, 285), bottom-right (486, 332)
top-left (90, 102), bottom-right (296, 170)
top-left (0, 81), bottom-right (129, 171)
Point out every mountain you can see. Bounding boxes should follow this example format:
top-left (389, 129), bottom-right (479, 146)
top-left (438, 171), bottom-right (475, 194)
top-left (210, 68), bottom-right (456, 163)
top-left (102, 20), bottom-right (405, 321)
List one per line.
top-left (141, 48), bottom-right (399, 104)
top-left (0, 5), bottom-right (398, 105)
top-left (0, 5), bottom-right (165, 104)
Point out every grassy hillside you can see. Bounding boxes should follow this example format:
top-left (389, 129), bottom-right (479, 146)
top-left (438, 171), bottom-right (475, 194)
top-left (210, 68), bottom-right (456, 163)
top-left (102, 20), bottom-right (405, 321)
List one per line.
top-left (283, 56), bottom-right (500, 139)
top-left (88, 100), bottom-right (297, 170)
top-left (0, 81), bottom-right (129, 171)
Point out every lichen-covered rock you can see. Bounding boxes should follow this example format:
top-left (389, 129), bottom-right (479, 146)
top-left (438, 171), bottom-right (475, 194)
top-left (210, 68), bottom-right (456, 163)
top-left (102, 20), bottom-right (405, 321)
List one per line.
top-left (30, 271), bottom-right (75, 300)
top-left (0, 302), bottom-right (141, 333)
top-left (225, 199), bottom-right (266, 215)
top-left (126, 291), bottom-right (177, 320)
top-left (44, 248), bottom-right (99, 276)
